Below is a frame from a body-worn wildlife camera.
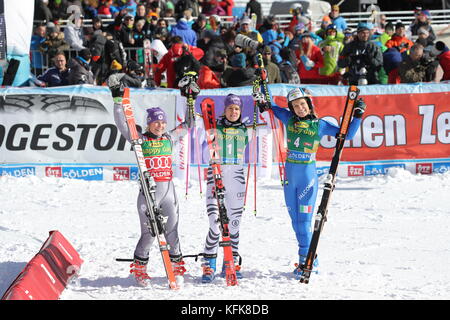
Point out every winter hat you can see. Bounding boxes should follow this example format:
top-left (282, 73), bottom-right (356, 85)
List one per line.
top-left (147, 108), bottom-right (167, 124)
top-left (241, 17), bottom-right (252, 25)
top-left (395, 21), bottom-right (405, 29)
top-left (79, 48), bottom-right (92, 61)
top-left (231, 53), bottom-right (246, 68)
top-left (417, 27), bottom-right (429, 37)
top-left (263, 45), bottom-right (272, 55)
top-left (295, 23), bottom-right (305, 32)
top-left (224, 94), bottom-right (243, 108)
top-left (431, 41), bottom-right (449, 56)
top-left (357, 22), bottom-right (370, 32)
top-left (384, 22), bottom-right (394, 32)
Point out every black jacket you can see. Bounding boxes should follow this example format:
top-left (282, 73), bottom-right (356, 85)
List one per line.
top-left (338, 39), bottom-right (383, 85)
top-left (67, 57), bottom-right (95, 85)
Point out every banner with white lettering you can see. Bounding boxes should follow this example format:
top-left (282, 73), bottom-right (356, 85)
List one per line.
top-left (1, 83), bottom-right (450, 180)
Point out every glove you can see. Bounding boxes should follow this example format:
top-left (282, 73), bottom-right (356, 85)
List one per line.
top-left (178, 74), bottom-right (200, 99)
top-left (252, 91), bottom-right (271, 113)
top-left (353, 98), bottom-right (366, 118)
top-left (107, 73), bottom-right (125, 98)
top-left (300, 55), bottom-right (315, 71)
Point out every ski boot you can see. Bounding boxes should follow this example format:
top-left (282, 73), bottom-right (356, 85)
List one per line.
top-left (293, 255), bottom-right (319, 279)
top-left (171, 256), bottom-right (187, 286)
top-left (130, 258), bottom-right (151, 287)
top-left (220, 254), bottom-right (243, 279)
top-left (201, 255), bottom-right (217, 283)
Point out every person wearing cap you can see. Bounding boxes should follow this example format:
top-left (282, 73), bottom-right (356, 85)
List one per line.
top-left (296, 32), bottom-right (325, 84)
top-left (329, 5), bottom-right (347, 33)
top-left (221, 52), bottom-right (257, 87)
top-left (315, 15), bottom-right (332, 40)
top-left (287, 2), bottom-right (305, 34)
top-left (318, 24), bottom-right (344, 83)
top-left (385, 22), bottom-right (414, 54)
top-left (261, 45), bottom-right (282, 83)
top-left (239, 16), bottom-right (263, 44)
top-left (39, 23), bottom-right (70, 63)
top-left (108, 81), bottom-right (189, 287)
top-left (192, 14), bottom-right (208, 39)
top-left (410, 9), bottom-right (436, 42)
top-left (338, 22), bottom-right (383, 85)
top-left (199, 93), bottom-right (252, 283)
top-left (415, 27), bottom-right (435, 50)
top-left (67, 48), bottom-right (95, 84)
top-left (429, 41), bottom-right (450, 81)
top-left (64, 8), bottom-right (86, 51)
top-left (253, 87), bottom-right (365, 279)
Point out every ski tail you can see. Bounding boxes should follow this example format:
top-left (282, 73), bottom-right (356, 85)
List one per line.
top-left (200, 97), bottom-right (238, 287)
top-left (300, 85), bottom-right (360, 284)
top-left (121, 88), bottom-right (179, 290)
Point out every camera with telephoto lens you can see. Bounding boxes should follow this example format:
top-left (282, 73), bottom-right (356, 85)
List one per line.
top-left (348, 49), bottom-right (369, 85)
top-left (235, 34), bottom-right (262, 50)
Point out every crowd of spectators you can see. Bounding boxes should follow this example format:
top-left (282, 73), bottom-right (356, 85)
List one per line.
top-left (30, 0), bottom-right (450, 88)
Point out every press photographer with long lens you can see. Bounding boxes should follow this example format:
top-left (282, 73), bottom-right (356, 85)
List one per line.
top-left (338, 23), bottom-right (383, 85)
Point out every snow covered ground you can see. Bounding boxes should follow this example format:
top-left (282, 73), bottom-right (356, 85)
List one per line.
top-left (1, 168), bottom-right (450, 300)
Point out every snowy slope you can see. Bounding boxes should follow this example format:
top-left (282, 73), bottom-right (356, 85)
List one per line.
top-left (1, 169), bottom-right (449, 300)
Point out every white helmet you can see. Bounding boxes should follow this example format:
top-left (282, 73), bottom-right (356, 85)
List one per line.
top-left (287, 87), bottom-right (316, 117)
top-left (290, 3), bottom-right (303, 12)
top-left (287, 87), bottom-right (311, 102)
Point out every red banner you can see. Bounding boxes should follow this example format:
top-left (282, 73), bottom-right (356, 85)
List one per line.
top-left (273, 92), bottom-right (450, 162)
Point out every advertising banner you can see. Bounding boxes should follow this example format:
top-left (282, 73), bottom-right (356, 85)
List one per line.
top-left (1, 83), bottom-right (450, 180)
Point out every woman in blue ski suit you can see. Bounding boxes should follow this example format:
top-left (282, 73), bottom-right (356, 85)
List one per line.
top-left (254, 87), bottom-right (366, 276)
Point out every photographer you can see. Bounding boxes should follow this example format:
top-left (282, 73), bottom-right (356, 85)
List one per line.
top-left (338, 23), bottom-right (383, 85)
top-left (398, 44), bottom-right (438, 83)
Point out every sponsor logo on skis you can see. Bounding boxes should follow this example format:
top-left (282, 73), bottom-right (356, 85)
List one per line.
top-left (113, 167), bottom-right (130, 180)
top-left (0, 167), bottom-right (36, 177)
top-left (62, 167), bottom-right (103, 180)
top-left (46, 166), bottom-right (62, 177)
top-left (416, 163), bottom-right (432, 174)
top-left (348, 165), bottom-right (364, 176)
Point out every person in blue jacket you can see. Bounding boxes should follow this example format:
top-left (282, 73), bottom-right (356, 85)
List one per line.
top-left (253, 87), bottom-right (366, 278)
top-left (170, 17), bottom-right (198, 46)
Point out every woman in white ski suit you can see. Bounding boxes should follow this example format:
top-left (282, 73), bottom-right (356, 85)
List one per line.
top-left (200, 94), bottom-right (251, 283)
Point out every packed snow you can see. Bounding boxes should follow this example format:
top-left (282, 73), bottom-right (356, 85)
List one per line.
top-left (1, 168), bottom-right (449, 300)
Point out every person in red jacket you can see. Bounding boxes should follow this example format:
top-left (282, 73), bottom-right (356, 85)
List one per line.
top-left (154, 42), bottom-right (204, 88)
top-left (433, 41), bottom-right (450, 81)
top-left (198, 64), bottom-right (221, 89)
top-left (219, 0), bottom-right (234, 17)
top-left (295, 33), bottom-right (324, 84)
